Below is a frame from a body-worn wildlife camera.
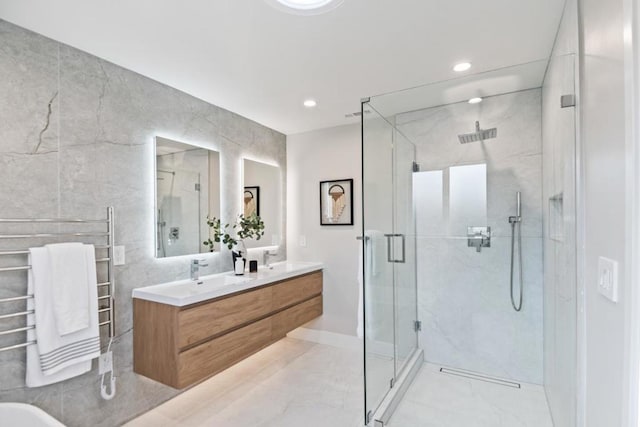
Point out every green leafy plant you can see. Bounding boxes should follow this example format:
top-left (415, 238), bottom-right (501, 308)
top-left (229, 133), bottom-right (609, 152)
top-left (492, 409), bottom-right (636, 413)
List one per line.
top-left (203, 213), bottom-right (265, 251)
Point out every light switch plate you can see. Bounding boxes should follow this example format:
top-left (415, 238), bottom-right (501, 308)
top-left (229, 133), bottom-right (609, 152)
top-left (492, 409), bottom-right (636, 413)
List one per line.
top-left (597, 256), bottom-right (618, 302)
top-left (113, 245), bottom-right (125, 266)
top-left (299, 235), bottom-right (307, 247)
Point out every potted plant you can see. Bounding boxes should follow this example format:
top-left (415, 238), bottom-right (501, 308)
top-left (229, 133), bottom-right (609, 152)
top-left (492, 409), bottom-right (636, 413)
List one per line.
top-left (203, 214), bottom-right (265, 266)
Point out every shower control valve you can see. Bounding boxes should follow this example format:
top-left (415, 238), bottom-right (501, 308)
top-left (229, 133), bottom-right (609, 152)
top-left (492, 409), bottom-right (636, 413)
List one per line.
top-left (467, 226), bottom-right (491, 253)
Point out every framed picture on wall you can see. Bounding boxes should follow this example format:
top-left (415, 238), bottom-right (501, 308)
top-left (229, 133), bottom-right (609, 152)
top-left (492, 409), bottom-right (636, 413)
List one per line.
top-left (244, 186), bottom-right (260, 217)
top-left (320, 179), bottom-right (353, 225)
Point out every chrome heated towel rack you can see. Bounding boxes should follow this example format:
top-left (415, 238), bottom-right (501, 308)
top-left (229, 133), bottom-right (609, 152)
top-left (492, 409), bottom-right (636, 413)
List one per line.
top-left (0, 207), bottom-right (116, 353)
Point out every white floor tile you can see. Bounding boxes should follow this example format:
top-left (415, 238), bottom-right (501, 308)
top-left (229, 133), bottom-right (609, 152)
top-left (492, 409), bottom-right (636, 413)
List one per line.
top-left (127, 342), bottom-right (552, 427)
top-left (386, 363), bottom-right (553, 427)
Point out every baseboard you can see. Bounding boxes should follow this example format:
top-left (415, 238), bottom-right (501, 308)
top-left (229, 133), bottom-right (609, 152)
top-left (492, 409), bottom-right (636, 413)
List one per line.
top-left (286, 327), bottom-right (362, 351)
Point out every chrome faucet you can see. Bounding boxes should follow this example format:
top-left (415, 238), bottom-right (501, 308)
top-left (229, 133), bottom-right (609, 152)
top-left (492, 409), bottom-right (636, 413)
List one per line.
top-left (263, 250), bottom-right (277, 269)
top-left (191, 259), bottom-right (208, 282)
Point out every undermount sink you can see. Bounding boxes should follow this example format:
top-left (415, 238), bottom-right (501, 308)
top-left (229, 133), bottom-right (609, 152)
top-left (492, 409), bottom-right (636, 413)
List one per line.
top-left (259, 261), bottom-right (318, 274)
top-left (196, 274), bottom-right (252, 287)
top-left (132, 273), bottom-right (252, 306)
top-left (132, 261), bottom-right (323, 306)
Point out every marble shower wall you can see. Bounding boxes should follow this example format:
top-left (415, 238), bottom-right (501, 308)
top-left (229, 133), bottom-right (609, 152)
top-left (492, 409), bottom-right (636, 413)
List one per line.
top-left (395, 89), bottom-right (543, 384)
top-left (0, 20), bottom-right (286, 427)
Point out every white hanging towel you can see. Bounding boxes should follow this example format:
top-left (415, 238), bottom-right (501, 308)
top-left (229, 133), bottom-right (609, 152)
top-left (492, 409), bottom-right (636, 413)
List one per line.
top-left (26, 245), bottom-right (100, 387)
top-left (47, 242), bottom-right (91, 335)
top-left (356, 230), bottom-right (386, 338)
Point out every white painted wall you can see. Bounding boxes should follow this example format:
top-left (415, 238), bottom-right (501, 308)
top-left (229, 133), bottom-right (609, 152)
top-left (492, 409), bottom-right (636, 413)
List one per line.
top-left (287, 124), bottom-right (361, 336)
top-left (579, 0), bottom-right (637, 424)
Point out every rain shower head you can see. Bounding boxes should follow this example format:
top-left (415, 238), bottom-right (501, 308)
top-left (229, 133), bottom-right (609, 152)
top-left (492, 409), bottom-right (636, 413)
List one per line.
top-left (458, 121), bottom-right (497, 144)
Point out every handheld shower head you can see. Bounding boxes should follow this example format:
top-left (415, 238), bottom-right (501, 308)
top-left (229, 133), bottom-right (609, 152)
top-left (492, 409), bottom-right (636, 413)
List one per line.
top-left (458, 121), bottom-right (498, 144)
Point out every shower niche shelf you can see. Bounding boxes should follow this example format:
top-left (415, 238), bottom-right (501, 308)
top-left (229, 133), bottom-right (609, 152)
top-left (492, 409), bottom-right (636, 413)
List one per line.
top-left (549, 192), bottom-right (564, 242)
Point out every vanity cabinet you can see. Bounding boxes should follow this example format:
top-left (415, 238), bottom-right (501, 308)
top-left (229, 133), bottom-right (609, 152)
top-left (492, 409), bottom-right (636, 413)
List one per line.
top-left (133, 270), bottom-right (322, 388)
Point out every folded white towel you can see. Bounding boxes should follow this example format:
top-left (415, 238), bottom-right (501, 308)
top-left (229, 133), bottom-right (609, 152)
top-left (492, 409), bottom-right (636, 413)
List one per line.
top-left (26, 245), bottom-right (100, 386)
top-left (46, 242), bottom-right (91, 335)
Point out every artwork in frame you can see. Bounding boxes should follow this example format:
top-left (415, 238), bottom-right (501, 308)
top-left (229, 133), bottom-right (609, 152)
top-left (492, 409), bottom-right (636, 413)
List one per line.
top-left (244, 186), bottom-right (260, 217)
top-left (320, 179), bottom-right (353, 225)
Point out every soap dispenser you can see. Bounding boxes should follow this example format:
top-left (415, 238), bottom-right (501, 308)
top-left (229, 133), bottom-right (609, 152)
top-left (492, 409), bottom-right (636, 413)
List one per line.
top-left (234, 251), bottom-right (245, 275)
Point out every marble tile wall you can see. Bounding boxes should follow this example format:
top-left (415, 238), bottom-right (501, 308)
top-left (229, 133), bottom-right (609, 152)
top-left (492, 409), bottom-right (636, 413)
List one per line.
top-left (0, 20), bottom-right (286, 426)
top-left (395, 89), bottom-right (544, 384)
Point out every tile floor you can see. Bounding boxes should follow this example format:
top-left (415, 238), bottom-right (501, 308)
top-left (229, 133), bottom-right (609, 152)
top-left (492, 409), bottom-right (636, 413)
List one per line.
top-left (387, 363), bottom-right (553, 427)
top-left (125, 338), bottom-right (364, 427)
top-left (127, 338), bottom-right (552, 427)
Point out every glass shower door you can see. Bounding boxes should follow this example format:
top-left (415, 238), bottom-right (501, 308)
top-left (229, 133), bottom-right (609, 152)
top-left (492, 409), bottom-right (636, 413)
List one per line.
top-left (362, 103), bottom-right (419, 422)
top-left (363, 104), bottom-right (396, 418)
top-left (392, 129), bottom-right (419, 377)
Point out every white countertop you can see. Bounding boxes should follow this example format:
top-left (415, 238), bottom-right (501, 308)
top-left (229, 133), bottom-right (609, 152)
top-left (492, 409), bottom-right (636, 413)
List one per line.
top-left (132, 261), bottom-right (323, 307)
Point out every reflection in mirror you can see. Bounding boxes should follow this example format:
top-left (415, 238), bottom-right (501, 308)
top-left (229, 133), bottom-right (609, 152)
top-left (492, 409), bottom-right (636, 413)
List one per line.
top-left (155, 136), bottom-right (220, 258)
top-left (243, 159), bottom-right (281, 249)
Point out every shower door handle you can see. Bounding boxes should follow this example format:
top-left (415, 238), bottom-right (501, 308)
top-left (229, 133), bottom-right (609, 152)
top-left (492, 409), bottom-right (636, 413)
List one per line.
top-left (384, 233), bottom-right (406, 263)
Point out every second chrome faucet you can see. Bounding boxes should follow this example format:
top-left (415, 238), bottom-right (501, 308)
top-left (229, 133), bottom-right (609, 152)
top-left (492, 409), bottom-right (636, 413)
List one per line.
top-left (263, 250), bottom-right (277, 269)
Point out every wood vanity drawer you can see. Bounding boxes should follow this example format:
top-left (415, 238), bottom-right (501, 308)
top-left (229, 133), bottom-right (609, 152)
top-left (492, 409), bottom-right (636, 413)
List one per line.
top-left (177, 317), bottom-right (273, 388)
top-left (271, 271), bottom-right (322, 311)
top-left (178, 286), bottom-right (273, 349)
top-left (272, 295), bottom-right (323, 340)
top-left (134, 269), bottom-right (323, 389)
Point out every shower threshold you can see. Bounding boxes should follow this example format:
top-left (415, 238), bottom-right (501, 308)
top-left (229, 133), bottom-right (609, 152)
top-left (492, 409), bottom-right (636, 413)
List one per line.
top-left (368, 349), bottom-right (424, 427)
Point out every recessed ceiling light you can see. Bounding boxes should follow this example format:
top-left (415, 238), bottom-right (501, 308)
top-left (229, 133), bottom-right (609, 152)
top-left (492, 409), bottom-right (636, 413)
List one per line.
top-left (453, 62), bottom-right (472, 72)
top-left (304, 99), bottom-right (317, 108)
top-left (265, 0), bottom-right (344, 15)
top-left (468, 97), bottom-right (483, 104)
top-left (277, 0), bottom-right (336, 9)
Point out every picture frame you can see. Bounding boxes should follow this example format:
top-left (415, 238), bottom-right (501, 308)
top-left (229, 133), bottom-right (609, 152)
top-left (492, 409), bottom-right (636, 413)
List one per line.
top-left (244, 186), bottom-right (260, 217)
top-left (319, 178), bottom-right (353, 225)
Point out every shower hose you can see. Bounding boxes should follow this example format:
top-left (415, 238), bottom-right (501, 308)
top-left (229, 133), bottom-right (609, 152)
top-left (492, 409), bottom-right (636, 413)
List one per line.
top-left (509, 218), bottom-right (523, 312)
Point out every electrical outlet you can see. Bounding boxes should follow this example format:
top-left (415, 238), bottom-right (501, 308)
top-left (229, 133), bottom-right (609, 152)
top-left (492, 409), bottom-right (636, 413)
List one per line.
top-left (113, 246), bottom-right (125, 266)
top-left (597, 256), bottom-right (618, 302)
top-left (99, 351), bottom-right (113, 375)
top-left (299, 235), bottom-right (307, 247)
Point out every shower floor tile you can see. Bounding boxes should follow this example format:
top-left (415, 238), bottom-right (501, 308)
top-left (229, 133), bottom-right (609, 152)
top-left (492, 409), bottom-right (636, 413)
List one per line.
top-left (387, 363), bottom-right (553, 427)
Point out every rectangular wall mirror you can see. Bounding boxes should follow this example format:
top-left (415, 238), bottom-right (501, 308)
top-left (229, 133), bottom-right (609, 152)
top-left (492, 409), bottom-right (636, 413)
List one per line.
top-left (155, 136), bottom-right (220, 258)
top-left (242, 159), bottom-right (282, 249)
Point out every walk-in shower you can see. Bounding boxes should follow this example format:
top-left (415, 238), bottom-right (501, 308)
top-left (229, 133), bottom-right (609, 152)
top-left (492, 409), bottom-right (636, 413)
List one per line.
top-left (361, 57), bottom-right (578, 426)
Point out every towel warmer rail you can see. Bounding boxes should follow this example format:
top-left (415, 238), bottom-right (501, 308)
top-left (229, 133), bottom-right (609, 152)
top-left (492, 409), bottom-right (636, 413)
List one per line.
top-left (0, 207), bottom-right (115, 353)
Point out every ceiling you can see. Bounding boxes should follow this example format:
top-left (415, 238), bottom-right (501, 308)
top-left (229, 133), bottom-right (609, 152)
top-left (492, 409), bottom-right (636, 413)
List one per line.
top-left (0, 0), bottom-right (565, 135)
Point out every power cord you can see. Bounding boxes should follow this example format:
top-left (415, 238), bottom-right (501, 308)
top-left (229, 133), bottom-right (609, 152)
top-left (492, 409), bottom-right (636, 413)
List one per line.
top-left (100, 337), bottom-right (116, 400)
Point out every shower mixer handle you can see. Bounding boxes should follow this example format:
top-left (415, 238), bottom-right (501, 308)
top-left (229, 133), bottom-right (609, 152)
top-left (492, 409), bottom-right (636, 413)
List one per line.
top-left (467, 227), bottom-right (491, 252)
